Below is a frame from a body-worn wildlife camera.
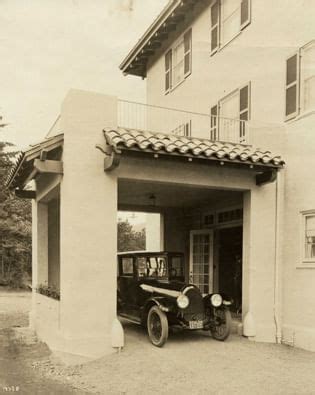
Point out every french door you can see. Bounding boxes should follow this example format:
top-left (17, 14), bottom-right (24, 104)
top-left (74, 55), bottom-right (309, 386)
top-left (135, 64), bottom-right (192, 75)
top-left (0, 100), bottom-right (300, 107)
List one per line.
top-left (189, 230), bottom-right (214, 294)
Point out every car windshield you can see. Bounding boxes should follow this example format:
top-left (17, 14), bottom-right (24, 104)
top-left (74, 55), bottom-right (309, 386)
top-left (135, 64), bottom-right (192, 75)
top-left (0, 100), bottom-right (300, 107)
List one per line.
top-left (136, 254), bottom-right (184, 280)
top-left (137, 256), bottom-right (168, 279)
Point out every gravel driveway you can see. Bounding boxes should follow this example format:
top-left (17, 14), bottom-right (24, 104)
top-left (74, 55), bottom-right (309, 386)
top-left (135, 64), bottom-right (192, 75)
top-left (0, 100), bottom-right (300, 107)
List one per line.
top-left (1, 288), bottom-right (315, 395)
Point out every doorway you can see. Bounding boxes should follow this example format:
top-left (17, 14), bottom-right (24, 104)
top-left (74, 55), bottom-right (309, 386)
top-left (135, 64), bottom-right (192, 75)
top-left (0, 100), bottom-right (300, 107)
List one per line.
top-left (218, 226), bottom-right (242, 314)
top-left (189, 230), bottom-right (214, 294)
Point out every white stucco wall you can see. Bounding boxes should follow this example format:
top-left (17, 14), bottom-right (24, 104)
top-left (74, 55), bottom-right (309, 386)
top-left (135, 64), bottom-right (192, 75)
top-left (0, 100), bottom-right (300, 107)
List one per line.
top-left (146, 0), bottom-right (315, 151)
top-left (281, 114), bottom-right (315, 351)
top-left (144, 0), bottom-right (315, 350)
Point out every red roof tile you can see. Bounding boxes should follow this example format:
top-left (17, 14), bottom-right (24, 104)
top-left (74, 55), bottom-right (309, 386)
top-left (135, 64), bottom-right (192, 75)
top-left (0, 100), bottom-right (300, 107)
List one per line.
top-left (104, 127), bottom-right (285, 168)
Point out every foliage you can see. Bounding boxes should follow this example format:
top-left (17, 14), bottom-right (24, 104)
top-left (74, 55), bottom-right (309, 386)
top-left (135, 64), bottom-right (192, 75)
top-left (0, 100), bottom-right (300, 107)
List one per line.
top-left (0, 118), bottom-right (32, 288)
top-left (36, 284), bottom-right (60, 301)
top-left (118, 219), bottom-right (145, 252)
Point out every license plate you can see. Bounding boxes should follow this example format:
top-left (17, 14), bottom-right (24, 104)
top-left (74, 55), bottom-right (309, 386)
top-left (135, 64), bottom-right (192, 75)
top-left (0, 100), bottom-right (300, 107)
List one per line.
top-left (189, 320), bottom-right (203, 329)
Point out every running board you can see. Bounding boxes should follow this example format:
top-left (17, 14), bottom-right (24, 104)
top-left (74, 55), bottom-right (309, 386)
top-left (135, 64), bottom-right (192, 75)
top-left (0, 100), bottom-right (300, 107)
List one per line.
top-left (119, 314), bottom-right (141, 325)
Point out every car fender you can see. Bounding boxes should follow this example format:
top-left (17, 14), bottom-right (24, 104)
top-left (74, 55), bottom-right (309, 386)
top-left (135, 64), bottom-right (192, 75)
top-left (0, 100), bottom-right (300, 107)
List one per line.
top-left (146, 296), bottom-right (174, 313)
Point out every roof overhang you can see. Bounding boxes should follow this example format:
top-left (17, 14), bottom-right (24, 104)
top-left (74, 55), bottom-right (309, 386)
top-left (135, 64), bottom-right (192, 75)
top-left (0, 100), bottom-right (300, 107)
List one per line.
top-left (102, 127), bottom-right (285, 185)
top-left (119, 0), bottom-right (200, 77)
top-left (6, 134), bottom-right (64, 192)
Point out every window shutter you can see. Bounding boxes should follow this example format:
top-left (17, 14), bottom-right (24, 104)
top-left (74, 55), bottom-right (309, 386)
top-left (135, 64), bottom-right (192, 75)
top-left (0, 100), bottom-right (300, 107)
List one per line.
top-left (239, 83), bottom-right (250, 143)
top-left (184, 29), bottom-right (192, 76)
top-left (285, 53), bottom-right (299, 120)
top-left (210, 1), bottom-right (220, 55)
top-left (240, 0), bottom-right (251, 29)
top-left (165, 50), bottom-right (172, 93)
top-left (210, 105), bottom-right (218, 140)
top-left (185, 120), bottom-right (192, 137)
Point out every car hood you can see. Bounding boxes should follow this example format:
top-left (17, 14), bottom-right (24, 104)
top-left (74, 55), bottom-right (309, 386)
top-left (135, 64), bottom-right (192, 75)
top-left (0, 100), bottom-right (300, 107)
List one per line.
top-left (139, 279), bottom-right (195, 298)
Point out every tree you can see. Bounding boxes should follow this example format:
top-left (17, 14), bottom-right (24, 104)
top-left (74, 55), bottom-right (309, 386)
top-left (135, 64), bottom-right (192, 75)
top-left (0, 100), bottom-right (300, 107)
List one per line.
top-left (118, 220), bottom-right (145, 252)
top-left (0, 117), bottom-right (32, 287)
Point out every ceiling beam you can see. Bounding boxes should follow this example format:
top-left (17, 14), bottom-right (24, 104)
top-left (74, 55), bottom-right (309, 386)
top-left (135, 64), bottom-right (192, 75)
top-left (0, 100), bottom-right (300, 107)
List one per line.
top-left (34, 159), bottom-right (63, 175)
top-left (15, 189), bottom-right (36, 199)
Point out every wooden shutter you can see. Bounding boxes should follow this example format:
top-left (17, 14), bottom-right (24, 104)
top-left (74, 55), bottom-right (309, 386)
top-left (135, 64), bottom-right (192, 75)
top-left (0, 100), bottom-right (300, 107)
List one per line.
top-left (185, 120), bottom-right (192, 137)
top-left (184, 29), bottom-right (192, 76)
top-left (239, 83), bottom-right (250, 142)
top-left (165, 50), bottom-right (172, 93)
top-left (210, 1), bottom-right (220, 55)
top-left (210, 105), bottom-right (218, 140)
top-left (285, 53), bottom-right (300, 120)
top-left (240, 0), bottom-right (251, 29)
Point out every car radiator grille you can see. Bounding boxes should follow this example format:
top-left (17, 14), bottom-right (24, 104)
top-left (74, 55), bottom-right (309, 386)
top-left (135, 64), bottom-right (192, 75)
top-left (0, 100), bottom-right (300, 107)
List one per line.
top-left (182, 287), bottom-right (205, 322)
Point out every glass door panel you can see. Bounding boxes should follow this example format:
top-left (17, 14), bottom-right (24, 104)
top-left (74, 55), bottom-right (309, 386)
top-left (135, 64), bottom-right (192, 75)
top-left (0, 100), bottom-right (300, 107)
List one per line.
top-left (189, 230), bottom-right (214, 294)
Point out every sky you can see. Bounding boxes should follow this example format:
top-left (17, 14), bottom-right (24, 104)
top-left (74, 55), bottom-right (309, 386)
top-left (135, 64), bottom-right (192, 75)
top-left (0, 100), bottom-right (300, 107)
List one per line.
top-left (0, 0), bottom-right (168, 149)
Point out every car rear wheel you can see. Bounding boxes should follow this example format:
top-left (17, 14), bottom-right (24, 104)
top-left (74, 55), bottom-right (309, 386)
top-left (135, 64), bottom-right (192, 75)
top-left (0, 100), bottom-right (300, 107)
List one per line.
top-left (210, 308), bottom-right (231, 341)
top-left (147, 305), bottom-right (168, 347)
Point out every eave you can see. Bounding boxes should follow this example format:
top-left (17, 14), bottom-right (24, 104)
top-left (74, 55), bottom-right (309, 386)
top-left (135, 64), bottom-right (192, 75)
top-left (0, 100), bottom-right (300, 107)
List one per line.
top-left (6, 134), bottom-right (64, 191)
top-left (102, 127), bottom-right (285, 186)
top-left (119, 0), bottom-right (200, 77)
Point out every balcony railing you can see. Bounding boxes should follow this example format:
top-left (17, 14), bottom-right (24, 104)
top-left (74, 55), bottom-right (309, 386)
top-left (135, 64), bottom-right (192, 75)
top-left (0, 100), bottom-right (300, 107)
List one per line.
top-left (118, 100), bottom-right (250, 144)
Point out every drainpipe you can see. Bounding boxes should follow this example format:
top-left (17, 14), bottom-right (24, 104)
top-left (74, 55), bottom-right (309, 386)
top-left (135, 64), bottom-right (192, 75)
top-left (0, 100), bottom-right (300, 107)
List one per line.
top-left (274, 170), bottom-right (283, 344)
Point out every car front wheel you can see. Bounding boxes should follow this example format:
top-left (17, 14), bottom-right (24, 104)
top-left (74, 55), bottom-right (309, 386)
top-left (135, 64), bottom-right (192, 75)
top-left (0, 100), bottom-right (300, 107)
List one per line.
top-left (210, 308), bottom-right (232, 341)
top-left (147, 305), bottom-right (169, 347)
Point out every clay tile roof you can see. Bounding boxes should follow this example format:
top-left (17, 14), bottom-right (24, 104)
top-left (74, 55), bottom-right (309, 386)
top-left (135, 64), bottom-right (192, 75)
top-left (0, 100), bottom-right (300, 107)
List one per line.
top-left (6, 134), bottom-right (64, 189)
top-left (103, 127), bottom-right (285, 169)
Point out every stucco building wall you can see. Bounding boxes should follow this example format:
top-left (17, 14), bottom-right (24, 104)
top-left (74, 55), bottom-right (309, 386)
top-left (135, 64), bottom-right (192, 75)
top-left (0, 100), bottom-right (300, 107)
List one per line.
top-left (144, 0), bottom-right (315, 351)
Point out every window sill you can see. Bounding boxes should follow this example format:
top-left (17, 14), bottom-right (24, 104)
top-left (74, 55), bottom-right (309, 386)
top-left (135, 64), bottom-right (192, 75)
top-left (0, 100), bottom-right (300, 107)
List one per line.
top-left (285, 109), bottom-right (315, 124)
top-left (211, 31), bottom-right (242, 57)
top-left (297, 261), bottom-right (315, 269)
top-left (164, 72), bottom-right (191, 95)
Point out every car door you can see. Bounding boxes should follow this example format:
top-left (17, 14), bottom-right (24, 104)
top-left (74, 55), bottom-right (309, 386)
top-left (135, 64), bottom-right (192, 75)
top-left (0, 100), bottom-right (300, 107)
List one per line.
top-left (118, 256), bottom-right (138, 317)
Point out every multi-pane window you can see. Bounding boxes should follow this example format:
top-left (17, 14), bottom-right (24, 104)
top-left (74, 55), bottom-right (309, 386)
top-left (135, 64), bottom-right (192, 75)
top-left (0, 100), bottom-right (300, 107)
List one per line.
top-left (172, 121), bottom-right (191, 137)
top-left (165, 29), bottom-right (192, 93)
top-left (302, 212), bottom-right (315, 262)
top-left (285, 40), bottom-right (315, 120)
top-left (210, 83), bottom-right (250, 143)
top-left (192, 233), bottom-right (211, 294)
top-left (210, 0), bottom-right (251, 55)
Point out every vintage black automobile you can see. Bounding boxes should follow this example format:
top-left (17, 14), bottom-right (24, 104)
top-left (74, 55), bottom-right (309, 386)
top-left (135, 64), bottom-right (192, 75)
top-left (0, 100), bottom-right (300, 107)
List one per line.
top-left (117, 251), bottom-right (232, 347)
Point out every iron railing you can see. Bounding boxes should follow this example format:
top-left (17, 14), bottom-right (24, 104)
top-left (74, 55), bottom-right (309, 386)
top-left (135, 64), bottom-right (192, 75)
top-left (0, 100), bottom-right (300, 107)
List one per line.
top-left (118, 100), bottom-right (249, 144)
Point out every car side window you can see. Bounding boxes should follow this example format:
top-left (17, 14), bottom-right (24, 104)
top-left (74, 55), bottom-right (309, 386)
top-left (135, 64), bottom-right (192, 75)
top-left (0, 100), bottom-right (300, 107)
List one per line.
top-left (170, 256), bottom-right (184, 277)
top-left (122, 257), bottom-right (134, 276)
top-left (137, 257), bottom-right (147, 277)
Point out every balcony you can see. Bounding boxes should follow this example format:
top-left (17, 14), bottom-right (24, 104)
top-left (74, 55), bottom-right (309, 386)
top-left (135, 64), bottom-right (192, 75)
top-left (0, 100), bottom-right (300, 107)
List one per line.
top-left (118, 100), bottom-right (250, 144)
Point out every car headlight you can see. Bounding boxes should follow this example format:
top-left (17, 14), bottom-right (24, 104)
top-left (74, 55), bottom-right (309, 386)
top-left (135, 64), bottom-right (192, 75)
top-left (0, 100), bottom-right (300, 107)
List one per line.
top-left (177, 294), bottom-right (189, 309)
top-left (210, 294), bottom-right (223, 307)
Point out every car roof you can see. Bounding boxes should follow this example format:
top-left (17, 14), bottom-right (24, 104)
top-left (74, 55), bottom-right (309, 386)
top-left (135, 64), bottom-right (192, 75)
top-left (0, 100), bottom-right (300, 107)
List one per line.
top-left (117, 251), bottom-right (183, 257)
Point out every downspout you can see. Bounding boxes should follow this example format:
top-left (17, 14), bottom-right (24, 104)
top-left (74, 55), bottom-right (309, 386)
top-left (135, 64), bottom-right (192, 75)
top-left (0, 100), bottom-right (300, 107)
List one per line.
top-left (274, 170), bottom-right (283, 344)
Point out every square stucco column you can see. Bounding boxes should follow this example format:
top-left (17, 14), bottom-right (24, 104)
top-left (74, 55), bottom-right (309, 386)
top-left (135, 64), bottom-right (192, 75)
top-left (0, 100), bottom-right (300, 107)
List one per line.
top-left (242, 183), bottom-right (277, 342)
top-left (59, 89), bottom-right (118, 358)
top-left (30, 200), bottom-right (48, 329)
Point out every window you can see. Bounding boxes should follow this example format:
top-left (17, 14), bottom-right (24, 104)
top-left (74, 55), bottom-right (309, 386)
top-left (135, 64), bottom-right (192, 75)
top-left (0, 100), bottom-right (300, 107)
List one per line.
top-left (172, 121), bottom-right (191, 137)
top-left (210, 0), bottom-right (251, 55)
top-left (165, 29), bottom-right (192, 93)
top-left (217, 208), bottom-right (243, 224)
top-left (210, 83), bottom-right (250, 142)
top-left (203, 212), bottom-right (215, 227)
top-left (285, 40), bottom-right (315, 120)
top-left (122, 257), bottom-right (133, 275)
top-left (165, 50), bottom-right (172, 92)
top-left (169, 256), bottom-right (184, 278)
top-left (137, 256), bottom-right (167, 278)
top-left (301, 211), bottom-right (315, 265)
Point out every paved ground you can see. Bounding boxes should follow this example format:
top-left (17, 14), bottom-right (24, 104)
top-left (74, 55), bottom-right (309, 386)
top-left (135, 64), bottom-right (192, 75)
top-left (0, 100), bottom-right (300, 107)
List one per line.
top-left (1, 288), bottom-right (315, 394)
top-left (0, 288), bottom-right (85, 394)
